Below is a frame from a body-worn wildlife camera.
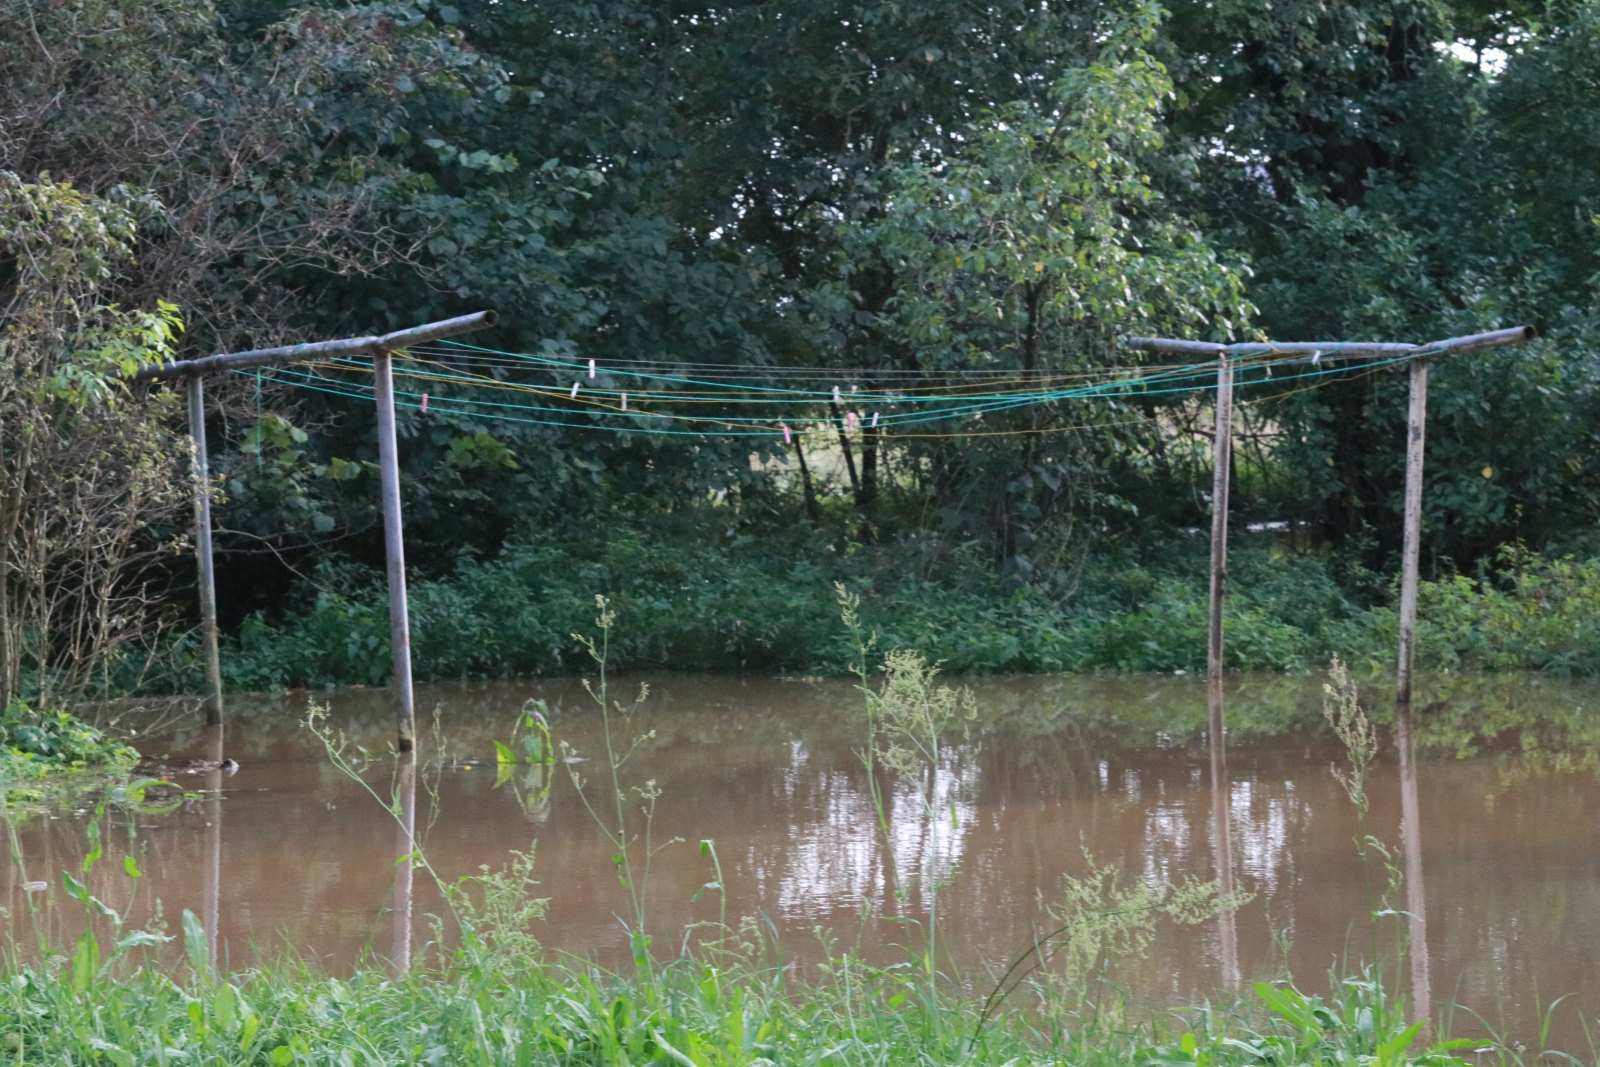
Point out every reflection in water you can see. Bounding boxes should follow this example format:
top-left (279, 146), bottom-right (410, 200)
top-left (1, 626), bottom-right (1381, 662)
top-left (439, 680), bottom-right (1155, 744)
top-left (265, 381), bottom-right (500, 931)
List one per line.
top-left (203, 724), bottom-right (224, 970)
top-left (4, 672), bottom-right (1599, 1053)
top-left (1208, 679), bottom-right (1239, 989)
top-left (392, 754), bottom-right (417, 977)
top-left (1395, 705), bottom-right (1431, 1032)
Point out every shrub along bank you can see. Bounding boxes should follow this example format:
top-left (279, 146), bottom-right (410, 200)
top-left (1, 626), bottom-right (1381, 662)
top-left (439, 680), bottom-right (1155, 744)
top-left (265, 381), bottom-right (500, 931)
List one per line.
top-left (186, 518), bottom-right (1600, 691)
top-left (0, 699), bottom-right (138, 785)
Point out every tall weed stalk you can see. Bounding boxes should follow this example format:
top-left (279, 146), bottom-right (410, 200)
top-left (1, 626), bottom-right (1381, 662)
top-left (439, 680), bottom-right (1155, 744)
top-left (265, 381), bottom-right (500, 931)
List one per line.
top-left (1322, 658), bottom-right (1414, 1027)
top-left (562, 595), bottom-right (674, 976)
top-left (838, 583), bottom-right (977, 989)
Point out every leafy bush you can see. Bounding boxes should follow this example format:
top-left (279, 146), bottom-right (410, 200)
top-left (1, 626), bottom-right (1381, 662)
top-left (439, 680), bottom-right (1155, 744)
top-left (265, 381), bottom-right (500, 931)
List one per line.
top-left (0, 699), bottom-right (138, 781)
top-left (150, 509), bottom-right (1600, 692)
top-left (1359, 547), bottom-right (1600, 676)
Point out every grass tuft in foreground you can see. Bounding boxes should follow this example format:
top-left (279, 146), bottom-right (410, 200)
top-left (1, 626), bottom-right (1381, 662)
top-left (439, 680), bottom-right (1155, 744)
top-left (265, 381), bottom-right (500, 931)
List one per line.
top-left (0, 932), bottom-right (1499, 1067)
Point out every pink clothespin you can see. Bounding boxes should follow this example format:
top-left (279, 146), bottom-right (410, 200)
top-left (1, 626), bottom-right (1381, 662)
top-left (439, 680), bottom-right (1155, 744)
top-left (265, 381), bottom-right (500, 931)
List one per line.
top-left (782, 423), bottom-right (792, 444)
top-left (420, 393), bottom-right (429, 413)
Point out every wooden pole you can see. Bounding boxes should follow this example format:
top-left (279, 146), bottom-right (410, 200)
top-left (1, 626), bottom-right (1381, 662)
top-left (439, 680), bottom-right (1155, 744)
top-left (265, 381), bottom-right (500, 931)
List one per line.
top-left (372, 346), bottom-right (416, 752)
top-left (1124, 324), bottom-right (1535, 361)
top-left (1205, 349), bottom-right (1236, 993)
top-left (1396, 357), bottom-right (1428, 710)
top-left (1207, 351), bottom-right (1234, 683)
top-left (186, 374), bottom-right (224, 726)
top-left (137, 311), bottom-right (499, 381)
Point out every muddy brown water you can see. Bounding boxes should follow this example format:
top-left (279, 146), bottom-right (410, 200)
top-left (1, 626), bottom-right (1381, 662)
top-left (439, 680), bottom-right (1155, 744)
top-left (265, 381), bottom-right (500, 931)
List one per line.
top-left (4, 672), bottom-right (1598, 1052)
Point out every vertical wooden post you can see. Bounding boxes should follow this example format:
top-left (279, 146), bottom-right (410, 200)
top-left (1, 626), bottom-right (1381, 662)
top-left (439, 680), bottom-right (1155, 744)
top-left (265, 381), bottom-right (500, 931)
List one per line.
top-left (186, 374), bottom-right (224, 726)
top-left (372, 347), bottom-right (416, 752)
top-left (1207, 351), bottom-right (1235, 682)
top-left (1396, 358), bottom-right (1428, 710)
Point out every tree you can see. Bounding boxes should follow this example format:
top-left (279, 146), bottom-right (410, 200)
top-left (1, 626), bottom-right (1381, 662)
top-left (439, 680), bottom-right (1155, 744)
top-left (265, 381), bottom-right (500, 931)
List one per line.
top-left (829, 5), bottom-right (1248, 565)
top-left (0, 173), bottom-right (187, 709)
top-left (1157, 0), bottom-right (1600, 569)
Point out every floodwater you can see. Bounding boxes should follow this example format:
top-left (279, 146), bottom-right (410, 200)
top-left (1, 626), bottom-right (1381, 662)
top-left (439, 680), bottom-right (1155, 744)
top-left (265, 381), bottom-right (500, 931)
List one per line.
top-left (4, 672), bottom-right (1599, 1052)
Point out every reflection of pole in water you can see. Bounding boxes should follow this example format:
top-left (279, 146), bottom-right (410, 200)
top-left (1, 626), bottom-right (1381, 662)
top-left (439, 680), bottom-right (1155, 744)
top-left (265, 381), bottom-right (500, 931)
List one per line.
top-left (391, 753), bottom-right (417, 977)
top-left (1208, 678), bottom-right (1239, 989)
top-left (1395, 705), bottom-right (1432, 1034)
top-left (203, 724), bottom-right (223, 969)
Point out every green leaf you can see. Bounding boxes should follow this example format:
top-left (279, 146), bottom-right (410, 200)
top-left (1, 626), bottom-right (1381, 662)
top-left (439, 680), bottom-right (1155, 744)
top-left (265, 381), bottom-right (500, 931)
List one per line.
top-left (114, 930), bottom-right (172, 952)
top-left (62, 872), bottom-right (117, 918)
top-left (214, 981), bottom-right (238, 1032)
top-left (239, 1012), bottom-right (261, 1051)
top-left (70, 928), bottom-right (99, 994)
top-left (182, 908), bottom-right (211, 978)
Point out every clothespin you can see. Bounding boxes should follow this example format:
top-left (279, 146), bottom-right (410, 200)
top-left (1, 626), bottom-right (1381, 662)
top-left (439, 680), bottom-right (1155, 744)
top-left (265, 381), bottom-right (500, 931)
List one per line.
top-left (782, 423), bottom-right (792, 444)
top-left (570, 381), bottom-right (580, 398)
top-left (871, 411), bottom-right (880, 429)
top-left (620, 393), bottom-right (628, 412)
top-left (846, 411), bottom-right (858, 433)
top-left (420, 393), bottom-right (429, 413)
top-left (832, 385), bottom-right (842, 404)
top-left (588, 359), bottom-right (596, 379)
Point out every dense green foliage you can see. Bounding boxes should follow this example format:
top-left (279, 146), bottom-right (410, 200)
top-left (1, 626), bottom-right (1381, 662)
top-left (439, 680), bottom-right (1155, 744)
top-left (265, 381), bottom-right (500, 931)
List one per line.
top-left (5, 0), bottom-right (1600, 686)
top-left (0, 700), bottom-right (138, 784)
top-left (190, 517), bottom-right (1600, 686)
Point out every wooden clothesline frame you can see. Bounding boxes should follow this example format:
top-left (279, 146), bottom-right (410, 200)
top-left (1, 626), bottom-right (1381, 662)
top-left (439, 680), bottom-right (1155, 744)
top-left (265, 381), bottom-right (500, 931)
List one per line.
top-left (1124, 324), bottom-right (1537, 712)
top-left (140, 311), bottom-right (499, 751)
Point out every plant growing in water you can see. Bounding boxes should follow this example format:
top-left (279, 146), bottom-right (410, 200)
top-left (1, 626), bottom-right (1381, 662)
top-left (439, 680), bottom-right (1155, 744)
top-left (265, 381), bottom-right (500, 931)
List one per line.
top-left (493, 699), bottom-right (556, 815)
top-left (838, 583), bottom-right (978, 988)
top-left (496, 699), bottom-right (555, 770)
top-left (972, 852), bottom-right (1244, 1047)
top-left (1323, 656), bottom-right (1377, 815)
top-left (1321, 656), bottom-right (1417, 1028)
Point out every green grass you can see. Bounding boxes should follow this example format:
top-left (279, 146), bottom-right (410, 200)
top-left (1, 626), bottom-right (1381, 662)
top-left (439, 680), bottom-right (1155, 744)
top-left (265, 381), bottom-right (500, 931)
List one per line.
top-left (0, 928), bottom-right (1502, 1067)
